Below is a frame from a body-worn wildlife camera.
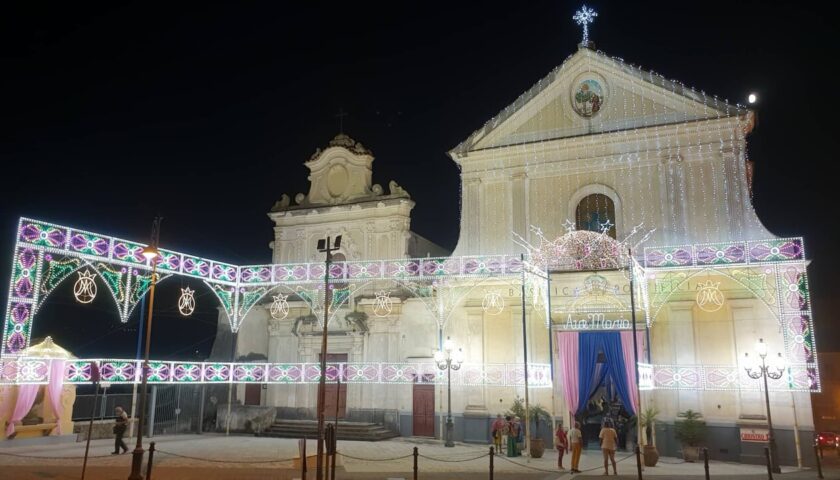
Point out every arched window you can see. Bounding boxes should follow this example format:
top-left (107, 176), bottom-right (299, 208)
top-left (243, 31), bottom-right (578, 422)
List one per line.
top-left (575, 193), bottom-right (617, 238)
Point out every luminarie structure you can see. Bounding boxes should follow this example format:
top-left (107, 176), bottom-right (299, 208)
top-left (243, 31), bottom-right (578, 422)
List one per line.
top-left (0, 10), bottom-right (819, 467)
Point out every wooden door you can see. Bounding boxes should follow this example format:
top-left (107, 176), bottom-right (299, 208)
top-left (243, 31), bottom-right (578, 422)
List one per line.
top-left (319, 353), bottom-right (348, 419)
top-left (412, 384), bottom-right (435, 437)
top-left (244, 384), bottom-right (262, 406)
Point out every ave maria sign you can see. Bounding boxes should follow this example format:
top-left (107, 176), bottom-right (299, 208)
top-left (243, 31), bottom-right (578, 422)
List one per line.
top-left (556, 312), bottom-right (632, 331)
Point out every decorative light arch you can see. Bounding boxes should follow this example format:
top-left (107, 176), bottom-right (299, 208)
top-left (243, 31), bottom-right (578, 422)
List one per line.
top-left (2, 217), bottom-right (820, 393)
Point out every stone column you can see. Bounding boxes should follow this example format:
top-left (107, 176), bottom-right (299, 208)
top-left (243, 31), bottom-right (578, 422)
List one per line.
top-left (668, 301), bottom-right (699, 413)
top-left (510, 171), bottom-right (529, 252)
top-left (462, 177), bottom-right (481, 255)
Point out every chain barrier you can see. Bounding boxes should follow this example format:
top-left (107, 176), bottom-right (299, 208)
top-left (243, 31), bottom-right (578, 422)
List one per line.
top-left (495, 451), bottom-right (636, 474)
top-left (336, 452), bottom-right (415, 462)
top-left (154, 448), bottom-right (296, 464)
top-left (418, 452), bottom-right (489, 463)
top-left (0, 450), bottom-right (115, 460)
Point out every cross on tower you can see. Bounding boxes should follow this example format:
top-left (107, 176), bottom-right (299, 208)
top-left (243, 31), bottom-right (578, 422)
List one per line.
top-left (334, 108), bottom-right (349, 134)
top-left (573, 5), bottom-right (598, 45)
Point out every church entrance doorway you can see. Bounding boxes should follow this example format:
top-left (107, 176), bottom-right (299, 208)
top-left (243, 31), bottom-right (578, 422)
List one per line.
top-left (319, 353), bottom-right (348, 419)
top-left (578, 353), bottom-right (633, 450)
top-left (412, 376), bottom-right (435, 437)
top-left (555, 331), bottom-right (643, 450)
top-left (244, 384), bottom-right (262, 406)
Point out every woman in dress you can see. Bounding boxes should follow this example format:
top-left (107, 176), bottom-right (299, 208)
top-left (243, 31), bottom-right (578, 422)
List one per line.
top-left (599, 419), bottom-right (619, 475)
top-left (506, 416), bottom-right (520, 457)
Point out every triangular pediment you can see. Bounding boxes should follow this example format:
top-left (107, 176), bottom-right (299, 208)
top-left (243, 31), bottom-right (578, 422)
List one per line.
top-left (451, 47), bottom-right (746, 156)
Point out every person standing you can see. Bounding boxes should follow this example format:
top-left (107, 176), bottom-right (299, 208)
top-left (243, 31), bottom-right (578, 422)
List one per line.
top-left (504, 415), bottom-right (515, 456)
top-left (112, 405), bottom-right (129, 455)
top-left (514, 416), bottom-right (525, 456)
top-left (569, 421), bottom-right (583, 473)
top-left (506, 416), bottom-right (521, 457)
top-left (491, 414), bottom-right (506, 452)
top-left (555, 424), bottom-right (569, 470)
top-left (599, 419), bottom-right (619, 475)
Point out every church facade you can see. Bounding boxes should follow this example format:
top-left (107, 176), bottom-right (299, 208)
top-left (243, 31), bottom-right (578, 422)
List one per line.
top-left (219, 44), bottom-right (818, 465)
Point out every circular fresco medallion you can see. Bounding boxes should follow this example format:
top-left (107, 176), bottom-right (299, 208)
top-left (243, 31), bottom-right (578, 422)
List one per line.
top-left (572, 79), bottom-right (604, 117)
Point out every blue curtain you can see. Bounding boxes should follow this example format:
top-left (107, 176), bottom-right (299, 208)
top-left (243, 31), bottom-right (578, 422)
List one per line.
top-left (576, 332), bottom-right (636, 415)
top-left (576, 333), bottom-right (602, 414)
top-left (600, 332), bottom-right (635, 415)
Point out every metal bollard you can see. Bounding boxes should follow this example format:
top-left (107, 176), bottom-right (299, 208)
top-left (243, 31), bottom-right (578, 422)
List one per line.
top-left (635, 445), bottom-right (643, 480)
top-left (489, 446), bottom-right (495, 480)
top-left (703, 447), bottom-right (710, 480)
top-left (413, 446), bottom-right (419, 480)
top-left (330, 427), bottom-right (337, 480)
top-left (146, 441), bottom-right (156, 480)
top-left (764, 447), bottom-right (774, 480)
top-left (814, 444), bottom-right (824, 479)
top-left (301, 437), bottom-right (307, 479)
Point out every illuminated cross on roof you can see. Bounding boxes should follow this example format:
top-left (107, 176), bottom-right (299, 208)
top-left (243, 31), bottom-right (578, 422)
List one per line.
top-left (573, 5), bottom-right (598, 46)
top-left (335, 108), bottom-right (349, 134)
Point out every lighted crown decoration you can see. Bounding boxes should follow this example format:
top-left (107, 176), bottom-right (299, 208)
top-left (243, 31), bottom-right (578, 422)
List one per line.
top-left (373, 290), bottom-right (393, 317)
top-left (695, 280), bottom-right (725, 313)
top-left (573, 5), bottom-right (598, 45)
top-left (482, 291), bottom-right (505, 315)
top-left (178, 287), bottom-right (196, 316)
top-left (515, 222), bottom-right (655, 272)
top-left (269, 293), bottom-right (290, 320)
top-left (73, 269), bottom-right (97, 304)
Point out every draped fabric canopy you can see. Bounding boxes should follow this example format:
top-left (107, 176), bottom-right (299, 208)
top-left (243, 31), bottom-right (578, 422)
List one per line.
top-left (6, 337), bottom-right (73, 437)
top-left (555, 332), bottom-right (579, 419)
top-left (555, 330), bottom-right (643, 417)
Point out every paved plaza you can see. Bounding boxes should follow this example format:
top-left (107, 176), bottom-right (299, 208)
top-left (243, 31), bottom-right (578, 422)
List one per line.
top-left (1, 434), bottom-right (837, 479)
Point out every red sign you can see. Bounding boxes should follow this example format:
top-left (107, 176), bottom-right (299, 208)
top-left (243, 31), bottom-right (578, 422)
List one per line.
top-left (740, 428), bottom-right (770, 442)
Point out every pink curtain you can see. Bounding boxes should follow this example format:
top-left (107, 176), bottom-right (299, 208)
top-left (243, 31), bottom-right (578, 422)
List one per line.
top-left (5, 384), bottom-right (39, 437)
top-left (47, 360), bottom-right (66, 434)
top-left (555, 332), bottom-right (579, 420)
top-left (619, 331), bottom-right (645, 415)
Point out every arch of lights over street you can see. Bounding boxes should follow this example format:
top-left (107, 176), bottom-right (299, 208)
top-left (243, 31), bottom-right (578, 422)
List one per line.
top-left (1, 217), bottom-right (817, 394)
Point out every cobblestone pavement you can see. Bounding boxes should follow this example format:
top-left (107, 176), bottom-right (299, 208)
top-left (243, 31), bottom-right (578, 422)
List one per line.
top-left (0, 434), bottom-right (836, 479)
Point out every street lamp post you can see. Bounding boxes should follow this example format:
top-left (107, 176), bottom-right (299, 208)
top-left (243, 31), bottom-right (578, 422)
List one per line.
top-left (745, 338), bottom-right (785, 474)
top-left (315, 235), bottom-right (341, 480)
top-left (128, 217), bottom-right (162, 480)
top-left (434, 336), bottom-right (464, 447)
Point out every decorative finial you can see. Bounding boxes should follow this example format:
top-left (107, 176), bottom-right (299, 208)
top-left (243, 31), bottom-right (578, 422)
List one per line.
top-left (573, 5), bottom-right (598, 46)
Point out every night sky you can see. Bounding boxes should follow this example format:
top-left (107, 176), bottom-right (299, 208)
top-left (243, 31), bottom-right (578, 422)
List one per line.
top-left (1, 2), bottom-right (837, 361)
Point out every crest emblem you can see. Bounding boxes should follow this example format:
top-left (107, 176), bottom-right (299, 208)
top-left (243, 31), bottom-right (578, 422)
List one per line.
top-left (696, 280), bottom-right (725, 312)
top-left (73, 269), bottom-right (98, 304)
top-left (270, 293), bottom-right (290, 320)
top-left (482, 291), bottom-right (505, 315)
top-left (373, 291), bottom-right (393, 317)
top-left (178, 287), bottom-right (196, 316)
top-left (572, 79), bottom-right (604, 117)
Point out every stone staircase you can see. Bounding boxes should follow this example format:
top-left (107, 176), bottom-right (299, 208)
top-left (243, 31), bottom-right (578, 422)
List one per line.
top-left (257, 419), bottom-right (399, 441)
